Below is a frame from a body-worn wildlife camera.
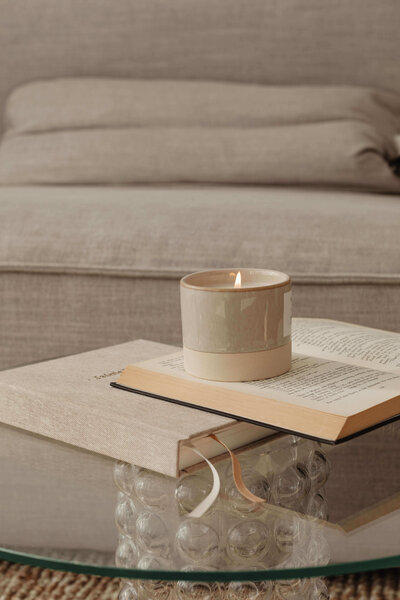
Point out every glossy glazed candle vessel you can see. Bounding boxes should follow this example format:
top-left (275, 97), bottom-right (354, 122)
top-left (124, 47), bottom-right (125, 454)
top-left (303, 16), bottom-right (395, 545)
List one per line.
top-left (180, 269), bottom-right (292, 381)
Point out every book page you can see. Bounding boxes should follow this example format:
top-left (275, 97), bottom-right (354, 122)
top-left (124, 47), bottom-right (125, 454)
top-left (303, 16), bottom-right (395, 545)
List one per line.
top-left (292, 319), bottom-right (400, 374)
top-left (136, 351), bottom-right (400, 417)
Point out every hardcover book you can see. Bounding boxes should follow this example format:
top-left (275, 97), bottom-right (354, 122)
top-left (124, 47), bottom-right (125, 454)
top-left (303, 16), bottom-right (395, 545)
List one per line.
top-left (0, 338), bottom-right (271, 477)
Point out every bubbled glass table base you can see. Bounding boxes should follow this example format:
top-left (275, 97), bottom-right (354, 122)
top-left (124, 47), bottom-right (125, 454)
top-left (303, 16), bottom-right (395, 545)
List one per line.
top-left (119, 577), bottom-right (329, 600)
top-left (114, 436), bottom-right (331, 600)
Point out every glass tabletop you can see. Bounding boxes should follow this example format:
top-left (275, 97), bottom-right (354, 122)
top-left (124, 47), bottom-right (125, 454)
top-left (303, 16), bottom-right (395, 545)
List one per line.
top-left (0, 421), bottom-right (399, 587)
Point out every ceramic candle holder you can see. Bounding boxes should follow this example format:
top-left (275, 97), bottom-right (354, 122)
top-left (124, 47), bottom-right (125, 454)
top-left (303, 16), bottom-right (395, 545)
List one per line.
top-left (180, 268), bottom-right (292, 381)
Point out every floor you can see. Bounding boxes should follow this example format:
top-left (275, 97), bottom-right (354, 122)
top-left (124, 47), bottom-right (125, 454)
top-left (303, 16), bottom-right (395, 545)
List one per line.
top-left (0, 561), bottom-right (399, 600)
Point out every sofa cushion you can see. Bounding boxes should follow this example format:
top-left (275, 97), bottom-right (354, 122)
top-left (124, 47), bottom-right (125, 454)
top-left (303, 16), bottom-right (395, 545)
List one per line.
top-left (1, 81), bottom-right (399, 191)
top-left (0, 185), bottom-right (399, 370)
top-left (6, 80), bottom-right (400, 135)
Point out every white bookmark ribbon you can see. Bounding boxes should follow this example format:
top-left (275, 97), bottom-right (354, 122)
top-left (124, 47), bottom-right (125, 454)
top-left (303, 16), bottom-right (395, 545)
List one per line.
top-left (186, 445), bottom-right (221, 519)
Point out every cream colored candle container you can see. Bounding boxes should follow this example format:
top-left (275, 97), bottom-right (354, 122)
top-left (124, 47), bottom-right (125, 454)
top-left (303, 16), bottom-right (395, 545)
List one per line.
top-left (180, 268), bottom-right (292, 381)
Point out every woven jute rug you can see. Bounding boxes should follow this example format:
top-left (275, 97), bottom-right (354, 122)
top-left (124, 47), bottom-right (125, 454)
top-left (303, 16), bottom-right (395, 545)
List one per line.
top-left (0, 561), bottom-right (399, 600)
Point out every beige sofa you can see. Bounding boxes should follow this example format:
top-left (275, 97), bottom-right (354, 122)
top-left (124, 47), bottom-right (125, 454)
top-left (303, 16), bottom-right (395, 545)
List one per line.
top-left (0, 0), bottom-right (399, 371)
top-left (0, 0), bottom-right (399, 553)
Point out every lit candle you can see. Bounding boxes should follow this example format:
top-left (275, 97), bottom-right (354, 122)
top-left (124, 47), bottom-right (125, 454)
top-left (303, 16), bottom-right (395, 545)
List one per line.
top-left (180, 268), bottom-right (292, 381)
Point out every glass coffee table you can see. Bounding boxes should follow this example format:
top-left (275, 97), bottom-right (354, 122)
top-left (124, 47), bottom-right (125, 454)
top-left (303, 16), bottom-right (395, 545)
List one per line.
top-left (0, 421), bottom-right (399, 600)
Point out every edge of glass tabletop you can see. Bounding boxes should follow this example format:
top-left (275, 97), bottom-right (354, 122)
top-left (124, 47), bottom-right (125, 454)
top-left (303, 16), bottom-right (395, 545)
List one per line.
top-left (0, 547), bottom-right (399, 581)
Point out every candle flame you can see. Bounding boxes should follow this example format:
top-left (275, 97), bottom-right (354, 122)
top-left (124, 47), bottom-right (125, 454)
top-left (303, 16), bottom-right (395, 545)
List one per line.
top-left (234, 271), bottom-right (241, 288)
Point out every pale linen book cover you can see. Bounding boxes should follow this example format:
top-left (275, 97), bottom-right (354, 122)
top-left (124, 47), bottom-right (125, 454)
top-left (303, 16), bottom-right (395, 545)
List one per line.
top-left (115, 319), bottom-right (400, 444)
top-left (0, 338), bottom-right (268, 476)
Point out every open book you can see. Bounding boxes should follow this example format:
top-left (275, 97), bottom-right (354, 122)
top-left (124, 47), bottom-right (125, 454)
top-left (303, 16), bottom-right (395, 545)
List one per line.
top-left (114, 319), bottom-right (400, 444)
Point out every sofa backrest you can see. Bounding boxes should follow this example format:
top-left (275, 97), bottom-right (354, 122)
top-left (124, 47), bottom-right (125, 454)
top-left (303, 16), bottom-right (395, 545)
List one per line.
top-left (1, 0), bottom-right (399, 136)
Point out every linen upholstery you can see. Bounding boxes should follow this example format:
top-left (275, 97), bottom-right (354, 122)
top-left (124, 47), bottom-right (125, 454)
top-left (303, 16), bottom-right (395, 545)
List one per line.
top-left (1, 0), bottom-right (400, 139)
top-left (0, 185), bottom-right (399, 372)
top-left (1, 81), bottom-right (399, 190)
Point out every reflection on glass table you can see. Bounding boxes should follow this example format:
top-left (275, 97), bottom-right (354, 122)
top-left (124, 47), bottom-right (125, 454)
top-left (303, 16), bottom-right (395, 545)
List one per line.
top-left (0, 421), bottom-right (399, 600)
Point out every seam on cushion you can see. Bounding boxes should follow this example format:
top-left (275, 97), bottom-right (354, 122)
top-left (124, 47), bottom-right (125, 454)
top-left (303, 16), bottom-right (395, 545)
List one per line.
top-left (0, 264), bottom-right (399, 284)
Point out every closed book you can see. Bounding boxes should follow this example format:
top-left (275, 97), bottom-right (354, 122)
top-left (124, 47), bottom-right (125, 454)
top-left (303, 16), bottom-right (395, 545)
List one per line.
top-left (0, 339), bottom-right (273, 477)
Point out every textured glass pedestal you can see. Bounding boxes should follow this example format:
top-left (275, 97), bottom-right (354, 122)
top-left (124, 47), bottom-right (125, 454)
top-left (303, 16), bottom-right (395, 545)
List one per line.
top-left (114, 435), bottom-right (331, 599)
